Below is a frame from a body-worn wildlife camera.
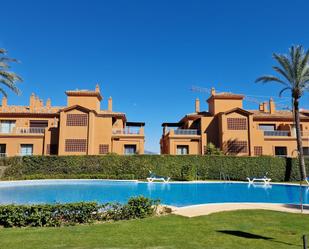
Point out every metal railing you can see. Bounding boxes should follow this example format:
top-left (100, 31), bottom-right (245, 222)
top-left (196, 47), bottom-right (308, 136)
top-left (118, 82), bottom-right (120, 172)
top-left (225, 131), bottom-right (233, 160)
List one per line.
top-left (301, 131), bottom-right (309, 137)
top-left (112, 127), bottom-right (141, 135)
top-left (15, 127), bottom-right (45, 134)
top-left (0, 127), bottom-right (45, 134)
top-left (264, 130), bottom-right (290, 136)
top-left (0, 153), bottom-right (7, 158)
top-left (174, 129), bottom-right (199, 135)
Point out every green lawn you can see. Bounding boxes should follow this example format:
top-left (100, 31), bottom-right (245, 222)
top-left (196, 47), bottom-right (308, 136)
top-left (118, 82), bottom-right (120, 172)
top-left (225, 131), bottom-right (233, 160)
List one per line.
top-left (1, 210), bottom-right (308, 249)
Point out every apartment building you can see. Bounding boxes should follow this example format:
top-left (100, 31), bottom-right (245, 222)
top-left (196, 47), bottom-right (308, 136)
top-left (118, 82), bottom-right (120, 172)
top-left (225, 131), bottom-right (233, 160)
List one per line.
top-left (160, 88), bottom-right (309, 157)
top-left (0, 85), bottom-right (145, 157)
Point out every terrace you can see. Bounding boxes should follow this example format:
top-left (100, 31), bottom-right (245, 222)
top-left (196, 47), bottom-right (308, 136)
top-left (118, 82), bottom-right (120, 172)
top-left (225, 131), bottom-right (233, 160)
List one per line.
top-left (0, 127), bottom-right (45, 135)
top-left (112, 122), bottom-right (145, 136)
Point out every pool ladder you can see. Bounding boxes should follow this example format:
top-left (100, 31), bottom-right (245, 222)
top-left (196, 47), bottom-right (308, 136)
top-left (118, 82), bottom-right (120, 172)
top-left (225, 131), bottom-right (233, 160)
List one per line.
top-left (220, 172), bottom-right (230, 182)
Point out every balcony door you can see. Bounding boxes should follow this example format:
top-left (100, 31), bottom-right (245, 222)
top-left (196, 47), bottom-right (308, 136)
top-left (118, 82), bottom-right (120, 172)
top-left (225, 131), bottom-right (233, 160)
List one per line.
top-left (0, 144), bottom-right (6, 157)
top-left (124, 145), bottom-right (136, 155)
top-left (177, 145), bottom-right (189, 155)
top-left (275, 146), bottom-right (287, 157)
top-left (0, 120), bottom-right (15, 133)
top-left (20, 144), bottom-right (33, 156)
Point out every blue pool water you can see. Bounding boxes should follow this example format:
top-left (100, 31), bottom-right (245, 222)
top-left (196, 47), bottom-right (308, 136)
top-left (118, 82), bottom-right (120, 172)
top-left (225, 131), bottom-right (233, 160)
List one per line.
top-left (0, 180), bottom-right (308, 207)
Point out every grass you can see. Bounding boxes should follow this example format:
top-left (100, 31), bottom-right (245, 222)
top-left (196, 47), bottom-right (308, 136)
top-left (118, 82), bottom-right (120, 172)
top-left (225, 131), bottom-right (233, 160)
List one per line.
top-left (0, 210), bottom-right (308, 249)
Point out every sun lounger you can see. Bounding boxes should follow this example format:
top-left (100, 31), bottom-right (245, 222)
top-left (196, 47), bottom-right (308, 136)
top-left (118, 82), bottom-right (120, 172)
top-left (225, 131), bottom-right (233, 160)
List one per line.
top-left (147, 171), bottom-right (170, 183)
top-left (247, 176), bottom-right (271, 184)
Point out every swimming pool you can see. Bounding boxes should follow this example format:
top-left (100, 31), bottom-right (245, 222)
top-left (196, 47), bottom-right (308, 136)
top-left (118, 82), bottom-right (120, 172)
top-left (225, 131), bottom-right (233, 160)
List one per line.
top-left (0, 180), bottom-right (308, 207)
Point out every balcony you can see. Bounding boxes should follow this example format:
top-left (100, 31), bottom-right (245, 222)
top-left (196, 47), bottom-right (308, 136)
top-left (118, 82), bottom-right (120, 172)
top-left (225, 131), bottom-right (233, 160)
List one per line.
top-left (0, 127), bottom-right (45, 135)
top-left (174, 129), bottom-right (199, 135)
top-left (112, 127), bottom-right (143, 135)
top-left (164, 128), bottom-right (199, 136)
top-left (263, 130), bottom-right (290, 137)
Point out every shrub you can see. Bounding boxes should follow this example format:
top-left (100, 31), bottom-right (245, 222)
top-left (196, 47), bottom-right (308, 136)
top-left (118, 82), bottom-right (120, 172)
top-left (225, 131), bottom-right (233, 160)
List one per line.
top-left (124, 196), bottom-right (159, 219)
top-left (205, 143), bottom-right (223, 155)
top-left (0, 197), bottom-right (158, 228)
top-left (2, 155), bottom-right (308, 182)
top-left (0, 202), bottom-right (99, 228)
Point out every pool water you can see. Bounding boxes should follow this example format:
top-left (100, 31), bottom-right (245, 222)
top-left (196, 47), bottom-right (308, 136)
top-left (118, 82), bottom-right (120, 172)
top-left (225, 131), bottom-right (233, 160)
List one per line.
top-left (0, 180), bottom-right (308, 207)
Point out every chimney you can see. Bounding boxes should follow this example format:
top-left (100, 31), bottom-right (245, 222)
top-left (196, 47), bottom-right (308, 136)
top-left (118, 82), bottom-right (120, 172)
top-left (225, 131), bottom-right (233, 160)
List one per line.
top-left (262, 102), bottom-right (268, 113)
top-left (195, 98), bottom-right (200, 113)
top-left (211, 87), bottom-right (216, 96)
top-left (30, 93), bottom-right (35, 111)
top-left (35, 96), bottom-right (40, 109)
top-left (269, 98), bottom-right (275, 114)
top-left (2, 96), bottom-right (7, 108)
top-left (259, 103), bottom-right (264, 112)
top-left (108, 96), bottom-right (112, 111)
top-left (46, 98), bottom-right (51, 109)
top-left (95, 84), bottom-right (100, 93)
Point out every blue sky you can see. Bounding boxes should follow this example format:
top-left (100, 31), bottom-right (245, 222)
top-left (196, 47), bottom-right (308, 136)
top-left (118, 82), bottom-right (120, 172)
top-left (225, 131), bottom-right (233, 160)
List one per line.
top-left (1, 0), bottom-right (309, 153)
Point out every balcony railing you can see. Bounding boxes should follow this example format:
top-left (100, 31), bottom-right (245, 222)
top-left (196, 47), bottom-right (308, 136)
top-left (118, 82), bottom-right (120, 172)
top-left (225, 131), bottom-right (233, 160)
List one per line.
top-left (0, 127), bottom-right (45, 134)
top-left (174, 129), bottom-right (199, 135)
top-left (0, 153), bottom-right (7, 158)
top-left (301, 131), bottom-right (309, 137)
top-left (112, 127), bottom-right (142, 135)
top-left (263, 130), bottom-right (290, 137)
top-left (164, 128), bottom-right (199, 135)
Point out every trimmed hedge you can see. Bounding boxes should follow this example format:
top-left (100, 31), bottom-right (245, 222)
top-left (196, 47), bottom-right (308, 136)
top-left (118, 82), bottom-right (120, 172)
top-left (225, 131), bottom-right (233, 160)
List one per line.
top-left (2, 155), bottom-right (308, 182)
top-left (0, 196), bottom-right (158, 228)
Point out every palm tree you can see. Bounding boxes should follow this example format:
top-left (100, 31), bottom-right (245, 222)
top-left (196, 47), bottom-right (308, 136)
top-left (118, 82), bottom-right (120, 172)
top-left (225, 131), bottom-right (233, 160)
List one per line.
top-left (256, 45), bottom-right (309, 181)
top-left (0, 48), bottom-right (22, 97)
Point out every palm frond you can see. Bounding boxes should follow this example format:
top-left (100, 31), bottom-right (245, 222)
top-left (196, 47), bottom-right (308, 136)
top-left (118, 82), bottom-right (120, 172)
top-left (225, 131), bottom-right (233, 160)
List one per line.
top-left (0, 88), bottom-right (7, 97)
top-left (273, 53), bottom-right (294, 82)
top-left (255, 75), bottom-right (286, 84)
top-left (0, 48), bottom-right (22, 97)
top-left (0, 71), bottom-right (23, 82)
top-left (279, 87), bottom-right (291, 97)
top-left (272, 66), bottom-right (292, 84)
top-left (0, 78), bottom-right (21, 95)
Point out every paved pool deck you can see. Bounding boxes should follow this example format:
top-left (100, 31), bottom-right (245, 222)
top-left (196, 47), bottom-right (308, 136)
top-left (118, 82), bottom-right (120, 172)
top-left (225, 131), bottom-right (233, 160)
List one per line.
top-left (172, 203), bottom-right (309, 217)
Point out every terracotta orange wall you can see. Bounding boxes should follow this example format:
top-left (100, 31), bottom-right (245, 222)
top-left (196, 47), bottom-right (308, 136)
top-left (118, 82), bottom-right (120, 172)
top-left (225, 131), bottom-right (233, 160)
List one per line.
top-left (112, 138), bottom-right (144, 154)
top-left (67, 96), bottom-right (101, 112)
top-left (0, 136), bottom-right (44, 156)
top-left (209, 98), bottom-right (243, 115)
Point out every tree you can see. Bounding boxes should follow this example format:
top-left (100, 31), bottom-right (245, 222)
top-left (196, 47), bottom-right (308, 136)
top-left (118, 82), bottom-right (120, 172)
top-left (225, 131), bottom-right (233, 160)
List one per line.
top-left (205, 142), bottom-right (223, 155)
top-left (0, 48), bottom-right (22, 97)
top-left (256, 45), bottom-right (309, 181)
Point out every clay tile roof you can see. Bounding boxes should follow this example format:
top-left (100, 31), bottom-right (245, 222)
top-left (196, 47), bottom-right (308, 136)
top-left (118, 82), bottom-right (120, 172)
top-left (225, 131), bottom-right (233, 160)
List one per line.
top-left (207, 92), bottom-right (244, 102)
top-left (0, 105), bottom-right (63, 114)
top-left (250, 110), bottom-right (309, 120)
top-left (65, 90), bottom-right (102, 101)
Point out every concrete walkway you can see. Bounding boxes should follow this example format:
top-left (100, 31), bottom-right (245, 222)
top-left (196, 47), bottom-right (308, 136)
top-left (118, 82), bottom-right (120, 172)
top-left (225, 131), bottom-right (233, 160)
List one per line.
top-left (173, 203), bottom-right (309, 217)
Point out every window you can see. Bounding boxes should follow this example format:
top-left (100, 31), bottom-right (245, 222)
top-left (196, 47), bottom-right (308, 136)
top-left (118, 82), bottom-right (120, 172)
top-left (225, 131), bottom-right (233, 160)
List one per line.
top-left (227, 118), bottom-right (247, 130)
top-left (124, 145), bottom-right (136, 155)
top-left (0, 144), bottom-right (6, 157)
top-left (66, 114), bottom-right (88, 126)
top-left (99, 144), bottom-right (109, 154)
top-left (303, 147), bottom-right (309, 156)
top-left (254, 146), bottom-right (263, 156)
top-left (30, 120), bottom-right (48, 127)
top-left (0, 120), bottom-right (15, 133)
top-left (275, 146), bottom-right (287, 157)
top-left (259, 124), bottom-right (275, 131)
top-left (65, 139), bottom-right (87, 152)
top-left (20, 144), bottom-right (33, 156)
top-left (176, 145), bottom-right (189, 155)
top-left (227, 140), bottom-right (248, 154)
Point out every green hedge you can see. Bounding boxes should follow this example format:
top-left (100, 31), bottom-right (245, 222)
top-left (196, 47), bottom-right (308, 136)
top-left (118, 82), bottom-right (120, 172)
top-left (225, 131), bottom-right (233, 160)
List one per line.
top-left (0, 196), bottom-right (158, 228)
top-left (2, 155), bottom-right (308, 182)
